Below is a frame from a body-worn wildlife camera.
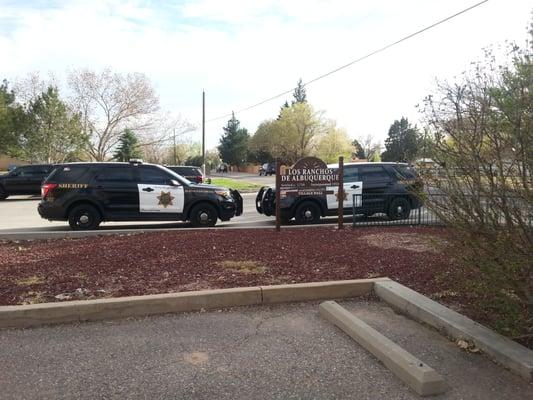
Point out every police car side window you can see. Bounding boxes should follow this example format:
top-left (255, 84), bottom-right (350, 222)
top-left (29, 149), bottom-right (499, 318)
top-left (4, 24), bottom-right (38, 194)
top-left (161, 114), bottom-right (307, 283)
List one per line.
top-left (343, 167), bottom-right (359, 182)
top-left (360, 166), bottom-right (390, 182)
top-left (96, 167), bottom-right (134, 182)
top-left (139, 167), bottom-right (172, 185)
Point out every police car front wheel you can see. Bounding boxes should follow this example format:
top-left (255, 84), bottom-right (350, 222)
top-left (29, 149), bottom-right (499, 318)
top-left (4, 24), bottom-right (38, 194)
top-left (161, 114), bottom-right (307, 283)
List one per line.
top-left (68, 204), bottom-right (101, 230)
top-left (190, 203), bottom-right (218, 228)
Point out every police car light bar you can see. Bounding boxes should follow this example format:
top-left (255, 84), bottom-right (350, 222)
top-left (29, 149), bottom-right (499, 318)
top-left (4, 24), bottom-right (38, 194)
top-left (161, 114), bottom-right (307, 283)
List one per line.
top-left (129, 159), bottom-right (143, 164)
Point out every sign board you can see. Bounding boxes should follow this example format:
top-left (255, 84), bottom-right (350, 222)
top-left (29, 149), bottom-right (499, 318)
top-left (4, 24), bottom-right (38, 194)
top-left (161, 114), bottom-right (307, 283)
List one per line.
top-left (279, 157), bottom-right (339, 197)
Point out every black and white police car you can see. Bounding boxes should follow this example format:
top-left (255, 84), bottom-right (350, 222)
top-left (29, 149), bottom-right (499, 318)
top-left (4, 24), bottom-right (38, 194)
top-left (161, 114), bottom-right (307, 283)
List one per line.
top-left (38, 160), bottom-right (242, 230)
top-left (256, 162), bottom-right (423, 224)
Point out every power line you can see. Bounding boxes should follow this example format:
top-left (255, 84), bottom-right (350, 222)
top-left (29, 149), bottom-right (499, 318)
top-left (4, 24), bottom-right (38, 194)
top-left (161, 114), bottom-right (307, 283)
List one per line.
top-left (206, 0), bottom-right (489, 123)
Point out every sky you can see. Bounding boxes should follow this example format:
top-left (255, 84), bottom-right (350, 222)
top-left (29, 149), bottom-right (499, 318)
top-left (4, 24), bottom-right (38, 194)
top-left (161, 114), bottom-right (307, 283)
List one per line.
top-left (0, 0), bottom-right (531, 151)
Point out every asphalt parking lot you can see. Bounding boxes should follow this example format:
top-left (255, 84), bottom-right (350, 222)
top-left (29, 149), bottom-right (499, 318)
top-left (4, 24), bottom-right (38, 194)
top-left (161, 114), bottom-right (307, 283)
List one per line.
top-left (1, 300), bottom-right (531, 400)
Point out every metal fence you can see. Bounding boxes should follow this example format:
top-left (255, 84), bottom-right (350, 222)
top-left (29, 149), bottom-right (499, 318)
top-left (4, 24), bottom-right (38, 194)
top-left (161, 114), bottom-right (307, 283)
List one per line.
top-left (350, 192), bottom-right (532, 228)
top-left (350, 193), bottom-right (443, 228)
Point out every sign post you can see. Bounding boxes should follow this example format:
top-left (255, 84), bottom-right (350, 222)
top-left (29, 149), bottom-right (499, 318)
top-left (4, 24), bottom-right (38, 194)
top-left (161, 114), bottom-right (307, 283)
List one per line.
top-left (338, 156), bottom-right (344, 230)
top-left (275, 158), bottom-right (281, 232)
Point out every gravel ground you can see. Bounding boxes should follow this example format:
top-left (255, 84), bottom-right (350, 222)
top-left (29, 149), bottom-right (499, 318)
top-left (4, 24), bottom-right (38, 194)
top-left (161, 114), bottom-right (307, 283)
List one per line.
top-left (0, 226), bottom-right (455, 306)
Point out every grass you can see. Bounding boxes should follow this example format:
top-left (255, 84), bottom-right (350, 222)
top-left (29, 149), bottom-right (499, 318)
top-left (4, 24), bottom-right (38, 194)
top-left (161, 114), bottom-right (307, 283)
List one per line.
top-left (209, 177), bottom-right (263, 191)
top-left (216, 260), bottom-right (267, 274)
top-left (16, 275), bottom-right (45, 286)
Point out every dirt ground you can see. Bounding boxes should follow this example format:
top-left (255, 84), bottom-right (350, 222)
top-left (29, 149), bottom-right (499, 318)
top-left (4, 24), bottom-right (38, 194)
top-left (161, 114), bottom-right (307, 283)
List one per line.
top-left (1, 226), bottom-right (457, 306)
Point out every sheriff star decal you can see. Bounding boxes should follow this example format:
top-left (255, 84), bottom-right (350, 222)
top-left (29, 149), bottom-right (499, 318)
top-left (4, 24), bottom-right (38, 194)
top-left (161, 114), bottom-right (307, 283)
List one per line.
top-left (157, 191), bottom-right (174, 208)
top-left (335, 190), bottom-right (347, 202)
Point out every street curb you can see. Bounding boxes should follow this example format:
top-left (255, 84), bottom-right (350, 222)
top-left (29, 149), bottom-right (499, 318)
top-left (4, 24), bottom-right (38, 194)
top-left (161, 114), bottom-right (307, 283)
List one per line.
top-left (374, 280), bottom-right (533, 382)
top-left (319, 301), bottom-right (446, 396)
top-left (0, 279), bottom-right (384, 329)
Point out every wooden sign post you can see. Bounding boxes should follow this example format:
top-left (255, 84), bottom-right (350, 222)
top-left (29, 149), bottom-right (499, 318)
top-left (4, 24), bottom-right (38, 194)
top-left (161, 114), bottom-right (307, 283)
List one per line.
top-left (338, 156), bottom-right (344, 230)
top-left (275, 158), bottom-right (281, 232)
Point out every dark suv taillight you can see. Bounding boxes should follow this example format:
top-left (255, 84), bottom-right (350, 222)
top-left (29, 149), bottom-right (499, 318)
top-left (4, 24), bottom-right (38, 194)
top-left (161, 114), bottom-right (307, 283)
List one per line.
top-left (196, 175), bottom-right (204, 183)
top-left (41, 183), bottom-right (58, 199)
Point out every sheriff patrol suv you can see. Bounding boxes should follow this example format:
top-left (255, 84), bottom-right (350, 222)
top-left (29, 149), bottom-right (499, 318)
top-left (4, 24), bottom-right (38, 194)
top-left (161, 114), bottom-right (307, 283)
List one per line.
top-left (38, 161), bottom-right (242, 230)
top-left (256, 162), bottom-right (422, 224)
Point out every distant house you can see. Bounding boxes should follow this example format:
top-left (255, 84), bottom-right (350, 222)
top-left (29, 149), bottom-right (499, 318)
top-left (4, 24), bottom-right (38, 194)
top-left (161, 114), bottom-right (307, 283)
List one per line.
top-left (0, 154), bottom-right (26, 171)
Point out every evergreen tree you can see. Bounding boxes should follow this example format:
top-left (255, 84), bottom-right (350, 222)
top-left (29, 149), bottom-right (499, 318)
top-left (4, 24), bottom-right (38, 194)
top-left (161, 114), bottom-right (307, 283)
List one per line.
top-left (292, 78), bottom-right (307, 104)
top-left (0, 80), bottom-right (27, 156)
top-left (113, 129), bottom-right (142, 161)
top-left (381, 117), bottom-right (420, 162)
top-left (218, 112), bottom-right (250, 166)
top-left (24, 86), bottom-right (87, 163)
top-left (351, 138), bottom-right (366, 159)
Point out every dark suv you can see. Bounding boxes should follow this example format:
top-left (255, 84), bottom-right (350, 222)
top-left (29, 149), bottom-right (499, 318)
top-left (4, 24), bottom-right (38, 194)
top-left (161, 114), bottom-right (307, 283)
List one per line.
top-left (0, 164), bottom-right (55, 200)
top-left (166, 165), bottom-right (205, 184)
top-left (256, 162), bottom-right (423, 224)
top-left (38, 161), bottom-right (242, 230)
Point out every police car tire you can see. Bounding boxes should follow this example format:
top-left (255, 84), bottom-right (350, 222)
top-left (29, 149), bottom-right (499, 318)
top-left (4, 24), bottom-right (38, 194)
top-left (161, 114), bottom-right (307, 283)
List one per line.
top-left (68, 204), bottom-right (101, 230)
top-left (387, 197), bottom-right (411, 220)
top-left (190, 203), bottom-right (218, 228)
top-left (0, 186), bottom-right (7, 200)
top-left (294, 201), bottom-right (321, 225)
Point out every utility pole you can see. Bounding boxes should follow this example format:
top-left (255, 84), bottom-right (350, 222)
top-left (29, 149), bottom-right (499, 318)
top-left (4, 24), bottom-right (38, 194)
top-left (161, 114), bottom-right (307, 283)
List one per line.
top-left (202, 91), bottom-right (206, 175)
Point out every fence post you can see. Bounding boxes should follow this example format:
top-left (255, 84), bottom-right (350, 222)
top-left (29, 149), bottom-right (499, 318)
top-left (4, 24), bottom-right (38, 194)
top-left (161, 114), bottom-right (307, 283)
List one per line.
top-left (418, 202), bottom-right (422, 225)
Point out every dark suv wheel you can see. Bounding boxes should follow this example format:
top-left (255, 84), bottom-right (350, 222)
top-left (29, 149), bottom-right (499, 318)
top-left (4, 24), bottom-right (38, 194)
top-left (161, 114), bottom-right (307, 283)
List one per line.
top-left (294, 201), bottom-right (321, 224)
top-left (0, 186), bottom-right (7, 201)
top-left (68, 204), bottom-right (101, 230)
top-left (190, 203), bottom-right (218, 227)
top-left (387, 197), bottom-right (411, 220)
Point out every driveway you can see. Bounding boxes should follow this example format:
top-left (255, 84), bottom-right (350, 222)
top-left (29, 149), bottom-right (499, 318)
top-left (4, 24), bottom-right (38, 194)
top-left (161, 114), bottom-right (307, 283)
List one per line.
top-left (1, 300), bottom-right (531, 399)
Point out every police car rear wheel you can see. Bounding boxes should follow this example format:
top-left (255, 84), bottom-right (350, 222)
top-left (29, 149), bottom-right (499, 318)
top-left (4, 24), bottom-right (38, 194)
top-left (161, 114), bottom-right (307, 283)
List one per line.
top-left (387, 197), bottom-right (411, 220)
top-left (68, 204), bottom-right (101, 230)
top-left (294, 201), bottom-right (320, 224)
top-left (190, 203), bottom-right (218, 227)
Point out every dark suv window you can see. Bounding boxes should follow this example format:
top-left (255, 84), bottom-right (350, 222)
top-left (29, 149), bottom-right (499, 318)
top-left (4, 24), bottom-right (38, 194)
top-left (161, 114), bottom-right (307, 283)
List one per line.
top-left (360, 166), bottom-right (391, 182)
top-left (169, 166), bottom-right (201, 177)
top-left (96, 167), bottom-right (135, 182)
top-left (48, 166), bottom-right (90, 183)
top-left (139, 166), bottom-right (172, 184)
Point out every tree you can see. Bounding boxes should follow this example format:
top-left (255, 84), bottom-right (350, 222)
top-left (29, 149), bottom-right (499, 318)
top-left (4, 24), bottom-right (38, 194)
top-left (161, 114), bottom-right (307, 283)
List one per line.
top-left (68, 68), bottom-right (159, 161)
top-left (381, 117), bottom-right (420, 162)
top-left (21, 87), bottom-right (87, 163)
top-left (0, 80), bottom-right (26, 156)
top-left (113, 129), bottom-right (142, 162)
top-left (422, 37), bottom-right (532, 336)
top-left (351, 138), bottom-right (366, 159)
top-left (218, 112), bottom-right (250, 166)
top-left (316, 123), bottom-right (355, 163)
top-left (292, 78), bottom-right (307, 104)
top-left (354, 134), bottom-right (381, 161)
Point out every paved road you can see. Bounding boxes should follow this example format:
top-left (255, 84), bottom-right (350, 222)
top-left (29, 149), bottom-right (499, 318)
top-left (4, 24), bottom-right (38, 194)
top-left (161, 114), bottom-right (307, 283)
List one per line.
top-left (1, 300), bottom-right (530, 400)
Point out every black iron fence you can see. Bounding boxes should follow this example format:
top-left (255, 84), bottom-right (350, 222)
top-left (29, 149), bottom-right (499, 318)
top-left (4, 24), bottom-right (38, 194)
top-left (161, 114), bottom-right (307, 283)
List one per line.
top-left (350, 192), bottom-right (532, 228)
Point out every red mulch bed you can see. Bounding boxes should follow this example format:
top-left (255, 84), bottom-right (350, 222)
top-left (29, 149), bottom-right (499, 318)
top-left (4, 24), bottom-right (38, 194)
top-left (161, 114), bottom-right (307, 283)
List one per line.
top-left (1, 226), bottom-right (459, 306)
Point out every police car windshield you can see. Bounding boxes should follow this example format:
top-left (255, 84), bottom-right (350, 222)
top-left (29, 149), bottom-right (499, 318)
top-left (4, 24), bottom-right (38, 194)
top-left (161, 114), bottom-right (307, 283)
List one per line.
top-left (161, 166), bottom-right (193, 185)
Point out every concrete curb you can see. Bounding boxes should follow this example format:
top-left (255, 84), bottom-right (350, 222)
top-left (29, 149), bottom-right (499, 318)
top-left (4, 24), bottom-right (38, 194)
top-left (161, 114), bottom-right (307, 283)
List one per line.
top-left (374, 280), bottom-right (533, 382)
top-left (0, 279), bottom-right (383, 329)
top-left (319, 301), bottom-right (446, 396)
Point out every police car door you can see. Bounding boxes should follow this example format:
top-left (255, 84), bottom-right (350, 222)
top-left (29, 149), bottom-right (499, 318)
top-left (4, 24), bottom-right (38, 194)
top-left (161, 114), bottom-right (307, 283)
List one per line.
top-left (137, 166), bottom-right (184, 214)
top-left (326, 165), bottom-right (362, 210)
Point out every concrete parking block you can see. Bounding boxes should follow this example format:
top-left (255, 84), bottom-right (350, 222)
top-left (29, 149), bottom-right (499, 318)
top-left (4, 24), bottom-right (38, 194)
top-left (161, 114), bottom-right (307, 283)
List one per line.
top-left (260, 278), bottom-right (389, 304)
top-left (374, 280), bottom-right (533, 382)
top-left (319, 300), bottom-right (446, 396)
top-left (0, 287), bottom-right (262, 329)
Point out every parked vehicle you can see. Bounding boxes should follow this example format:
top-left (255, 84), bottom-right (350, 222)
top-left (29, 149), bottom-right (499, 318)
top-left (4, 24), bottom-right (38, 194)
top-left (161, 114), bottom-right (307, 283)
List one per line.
top-left (0, 164), bottom-right (55, 200)
top-left (259, 162), bottom-right (276, 176)
top-left (38, 161), bottom-right (242, 230)
top-left (256, 162), bottom-right (423, 224)
top-left (165, 165), bottom-right (206, 184)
